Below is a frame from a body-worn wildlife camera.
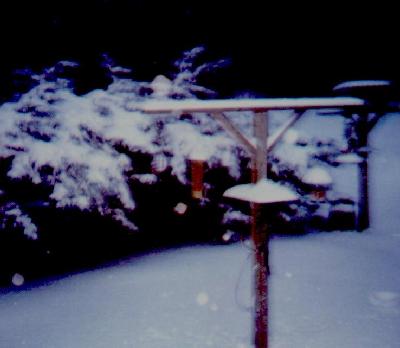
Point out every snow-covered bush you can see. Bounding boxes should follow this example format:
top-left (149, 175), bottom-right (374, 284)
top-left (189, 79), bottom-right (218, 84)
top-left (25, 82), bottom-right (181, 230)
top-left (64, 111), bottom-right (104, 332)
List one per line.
top-left (0, 202), bottom-right (38, 240)
top-left (0, 47), bottom-right (356, 246)
top-left (0, 48), bottom-right (242, 239)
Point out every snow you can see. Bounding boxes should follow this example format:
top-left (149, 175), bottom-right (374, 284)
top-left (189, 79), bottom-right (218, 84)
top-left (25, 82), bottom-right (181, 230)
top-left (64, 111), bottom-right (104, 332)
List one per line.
top-left (0, 56), bottom-right (242, 231)
top-left (0, 63), bottom-right (399, 346)
top-left (173, 202), bottom-right (188, 215)
top-left (163, 121), bottom-right (239, 181)
top-left (282, 129), bottom-right (299, 144)
top-left (149, 75), bottom-right (174, 98)
top-left (223, 179), bottom-right (299, 204)
top-left (274, 141), bottom-right (313, 171)
top-left (139, 97), bottom-right (365, 114)
top-left (302, 167), bottom-right (333, 186)
top-left (0, 114), bottom-right (398, 347)
top-left (333, 80), bottom-right (391, 91)
top-left (151, 153), bottom-right (169, 173)
top-left (131, 174), bottom-right (158, 185)
top-left (3, 206), bottom-right (38, 240)
top-left (334, 153), bottom-right (363, 164)
top-left (0, 112), bottom-right (400, 348)
top-left (288, 110), bottom-right (358, 201)
top-left (0, 80), bottom-right (154, 221)
top-left (222, 230), bottom-right (236, 242)
top-left (11, 273), bottom-right (24, 287)
top-left (189, 146), bottom-right (210, 161)
top-left (196, 292), bottom-right (210, 306)
top-left (0, 57), bottom-right (372, 237)
top-left (222, 210), bottom-right (251, 224)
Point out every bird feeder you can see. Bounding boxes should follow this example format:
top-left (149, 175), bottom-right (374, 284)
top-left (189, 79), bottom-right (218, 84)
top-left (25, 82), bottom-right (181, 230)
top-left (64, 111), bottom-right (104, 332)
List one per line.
top-left (333, 80), bottom-right (392, 111)
top-left (302, 166), bottom-right (333, 201)
top-left (332, 80), bottom-right (395, 231)
top-left (333, 152), bottom-right (363, 165)
top-left (224, 179), bottom-right (299, 204)
top-left (189, 147), bottom-right (208, 199)
top-left (224, 179), bottom-right (299, 348)
top-left (138, 96), bottom-right (364, 347)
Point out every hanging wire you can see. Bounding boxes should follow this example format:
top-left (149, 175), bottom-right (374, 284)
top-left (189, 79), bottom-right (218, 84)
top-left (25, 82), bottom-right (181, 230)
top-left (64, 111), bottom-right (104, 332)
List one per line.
top-left (234, 245), bottom-right (254, 313)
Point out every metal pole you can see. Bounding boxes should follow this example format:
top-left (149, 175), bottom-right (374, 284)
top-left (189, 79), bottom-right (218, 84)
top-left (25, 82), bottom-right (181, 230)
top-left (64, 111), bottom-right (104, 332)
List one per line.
top-left (356, 113), bottom-right (370, 231)
top-left (254, 112), bottom-right (268, 181)
top-left (357, 153), bottom-right (369, 231)
top-left (252, 111), bottom-right (269, 348)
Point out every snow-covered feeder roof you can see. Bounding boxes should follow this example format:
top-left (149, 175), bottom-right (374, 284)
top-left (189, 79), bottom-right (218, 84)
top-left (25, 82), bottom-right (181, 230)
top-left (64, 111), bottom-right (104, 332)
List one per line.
top-left (150, 75), bottom-right (173, 98)
top-left (223, 179), bottom-right (299, 204)
top-left (334, 153), bottom-right (363, 165)
top-left (302, 167), bottom-right (333, 187)
top-left (333, 80), bottom-right (391, 91)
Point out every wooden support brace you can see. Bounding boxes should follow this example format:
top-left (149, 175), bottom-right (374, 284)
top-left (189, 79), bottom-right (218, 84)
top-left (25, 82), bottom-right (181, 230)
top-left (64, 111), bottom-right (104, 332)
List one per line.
top-left (254, 112), bottom-right (268, 180)
top-left (210, 111), bottom-right (256, 157)
top-left (267, 111), bottom-right (304, 152)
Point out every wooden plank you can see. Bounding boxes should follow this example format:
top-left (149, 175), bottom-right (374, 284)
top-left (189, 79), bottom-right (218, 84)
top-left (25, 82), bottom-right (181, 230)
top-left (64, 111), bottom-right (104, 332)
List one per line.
top-left (254, 111), bottom-right (268, 180)
top-left (138, 97), bottom-right (364, 114)
top-left (252, 202), bottom-right (269, 348)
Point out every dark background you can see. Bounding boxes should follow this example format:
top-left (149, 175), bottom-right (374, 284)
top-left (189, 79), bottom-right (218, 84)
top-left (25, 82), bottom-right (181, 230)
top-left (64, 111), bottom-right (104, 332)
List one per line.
top-left (1, 1), bottom-right (399, 99)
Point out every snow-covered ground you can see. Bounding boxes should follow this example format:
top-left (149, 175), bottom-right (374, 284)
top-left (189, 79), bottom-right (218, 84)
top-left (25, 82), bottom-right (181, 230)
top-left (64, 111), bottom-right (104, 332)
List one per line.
top-left (1, 114), bottom-right (400, 347)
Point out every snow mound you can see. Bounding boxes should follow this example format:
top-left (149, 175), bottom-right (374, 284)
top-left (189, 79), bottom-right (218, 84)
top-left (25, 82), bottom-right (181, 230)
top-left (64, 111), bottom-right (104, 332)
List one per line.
top-left (223, 179), bottom-right (299, 204)
top-left (334, 153), bottom-right (363, 164)
top-left (302, 167), bottom-right (333, 186)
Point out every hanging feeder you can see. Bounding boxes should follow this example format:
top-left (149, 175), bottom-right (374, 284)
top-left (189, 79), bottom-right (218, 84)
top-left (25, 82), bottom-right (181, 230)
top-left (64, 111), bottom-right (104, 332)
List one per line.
top-left (333, 152), bottom-right (363, 165)
top-left (302, 166), bottom-right (333, 200)
top-left (189, 147), bottom-right (208, 199)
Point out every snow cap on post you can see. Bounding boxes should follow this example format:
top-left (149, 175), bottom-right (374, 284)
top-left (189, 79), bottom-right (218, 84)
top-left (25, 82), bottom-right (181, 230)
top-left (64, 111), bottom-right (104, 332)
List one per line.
top-left (302, 167), bottom-right (333, 188)
top-left (223, 179), bottom-right (299, 204)
top-left (150, 75), bottom-right (173, 98)
top-left (334, 153), bottom-right (363, 165)
top-left (188, 146), bottom-right (209, 161)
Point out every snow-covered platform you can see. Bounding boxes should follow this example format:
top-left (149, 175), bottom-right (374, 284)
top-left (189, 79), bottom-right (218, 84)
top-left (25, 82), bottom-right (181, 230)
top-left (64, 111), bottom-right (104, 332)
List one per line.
top-left (139, 97), bottom-right (364, 114)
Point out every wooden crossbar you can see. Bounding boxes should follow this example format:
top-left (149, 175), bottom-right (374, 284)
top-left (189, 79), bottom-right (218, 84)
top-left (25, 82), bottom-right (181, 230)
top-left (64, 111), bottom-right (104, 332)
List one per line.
top-left (138, 97), bottom-right (364, 114)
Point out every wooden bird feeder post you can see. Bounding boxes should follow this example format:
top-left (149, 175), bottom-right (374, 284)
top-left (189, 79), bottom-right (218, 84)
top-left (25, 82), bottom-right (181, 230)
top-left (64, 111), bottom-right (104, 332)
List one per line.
top-left (138, 96), bottom-right (364, 348)
top-left (252, 111), bottom-right (269, 347)
top-left (224, 162), bottom-right (299, 348)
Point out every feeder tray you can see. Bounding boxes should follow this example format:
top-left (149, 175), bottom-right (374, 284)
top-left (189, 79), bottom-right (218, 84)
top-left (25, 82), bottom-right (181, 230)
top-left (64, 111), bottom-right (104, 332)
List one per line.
top-left (223, 179), bottom-right (299, 204)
